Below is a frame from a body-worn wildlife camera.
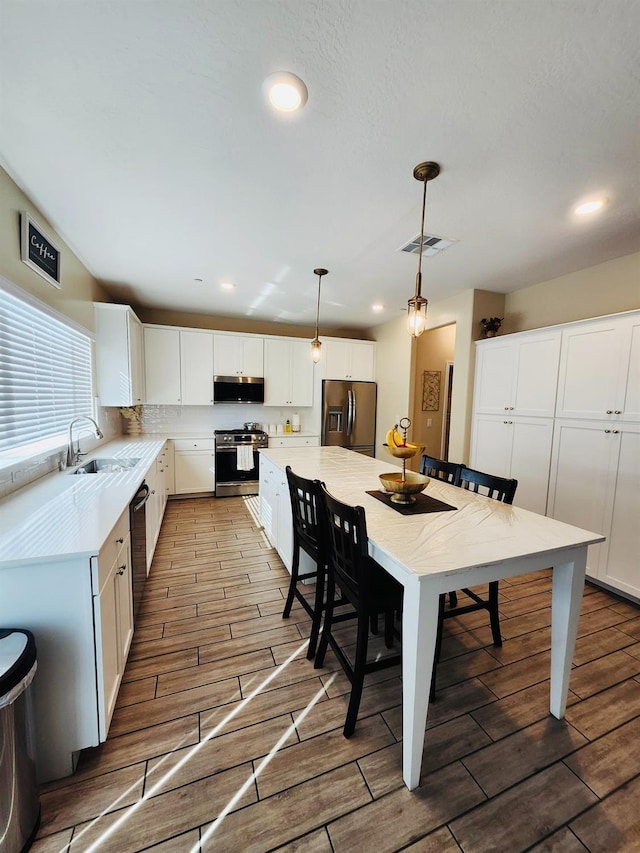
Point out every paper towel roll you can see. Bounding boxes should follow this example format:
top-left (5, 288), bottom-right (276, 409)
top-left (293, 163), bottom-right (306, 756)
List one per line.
top-left (291, 413), bottom-right (301, 432)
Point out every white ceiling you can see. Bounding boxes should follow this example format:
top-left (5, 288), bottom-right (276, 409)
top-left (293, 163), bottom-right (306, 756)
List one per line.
top-left (1, 0), bottom-right (638, 331)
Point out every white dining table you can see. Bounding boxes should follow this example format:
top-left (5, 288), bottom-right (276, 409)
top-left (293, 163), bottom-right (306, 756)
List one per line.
top-left (259, 446), bottom-right (605, 790)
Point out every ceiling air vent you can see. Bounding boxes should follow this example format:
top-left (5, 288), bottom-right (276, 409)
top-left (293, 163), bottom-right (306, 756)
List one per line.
top-left (398, 233), bottom-right (457, 257)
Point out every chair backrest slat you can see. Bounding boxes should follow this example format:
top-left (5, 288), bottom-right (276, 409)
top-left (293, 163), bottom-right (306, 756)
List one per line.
top-left (318, 484), bottom-right (372, 608)
top-left (419, 454), bottom-right (461, 484)
top-left (458, 465), bottom-right (518, 505)
top-left (286, 466), bottom-right (323, 557)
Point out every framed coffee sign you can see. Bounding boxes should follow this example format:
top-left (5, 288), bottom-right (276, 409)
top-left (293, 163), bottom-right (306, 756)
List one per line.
top-left (20, 212), bottom-right (61, 288)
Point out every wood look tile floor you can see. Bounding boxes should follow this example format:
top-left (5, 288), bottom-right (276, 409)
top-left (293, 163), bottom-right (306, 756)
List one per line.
top-left (33, 497), bottom-right (640, 853)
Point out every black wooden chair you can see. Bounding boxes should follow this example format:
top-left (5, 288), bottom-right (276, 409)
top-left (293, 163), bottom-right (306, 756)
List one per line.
top-left (431, 465), bottom-right (518, 699)
top-left (419, 454), bottom-right (461, 485)
top-left (282, 466), bottom-right (328, 660)
top-left (314, 484), bottom-right (404, 737)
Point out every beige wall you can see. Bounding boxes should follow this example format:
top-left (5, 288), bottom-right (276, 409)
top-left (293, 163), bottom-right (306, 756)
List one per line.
top-left (371, 314), bottom-right (413, 460)
top-left (504, 252), bottom-right (640, 332)
top-left (0, 166), bottom-right (110, 330)
top-left (135, 307), bottom-right (370, 340)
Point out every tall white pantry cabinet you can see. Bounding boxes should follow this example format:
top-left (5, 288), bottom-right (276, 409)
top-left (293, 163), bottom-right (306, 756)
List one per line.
top-left (470, 310), bottom-right (640, 601)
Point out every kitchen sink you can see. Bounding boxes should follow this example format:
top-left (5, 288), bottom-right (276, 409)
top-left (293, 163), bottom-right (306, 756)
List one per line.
top-left (71, 457), bottom-right (141, 474)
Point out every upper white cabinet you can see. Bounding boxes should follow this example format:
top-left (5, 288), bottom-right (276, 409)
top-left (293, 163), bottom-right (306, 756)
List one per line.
top-left (94, 304), bottom-right (145, 406)
top-left (144, 328), bottom-right (214, 405)
top-left (323, 339), bottom-right (376, 381)
top-left (264, 338), bottom-right (314, 407)
top-left (214, 334), bottom-right (264, 377)
top-left (556, 313), bottom-right (640, 422)
top-left (180, 330), bottom-right (214, 405)
top-left (474, 329), bottom-right (561, 417)
top-left (144, 327), bottom-right (181, 404)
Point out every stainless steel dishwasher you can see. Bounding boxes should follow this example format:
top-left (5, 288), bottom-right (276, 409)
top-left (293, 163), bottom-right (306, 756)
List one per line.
top-left (129, 483), bottom-right (150, 621)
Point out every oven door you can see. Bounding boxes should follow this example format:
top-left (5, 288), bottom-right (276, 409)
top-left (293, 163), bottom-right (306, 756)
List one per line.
top-left (215, 446), bottom-right (260, 497)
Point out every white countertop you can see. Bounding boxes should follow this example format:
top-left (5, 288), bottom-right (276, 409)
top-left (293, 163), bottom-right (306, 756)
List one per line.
top-left (0, 437), bottom-right (167, 567)
top-left (260, 446), bottom-right (605, 579)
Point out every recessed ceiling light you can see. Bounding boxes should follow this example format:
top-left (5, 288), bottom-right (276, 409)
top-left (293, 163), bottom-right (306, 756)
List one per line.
top-left (263, 71), bottom-right (308, 112)
top-left (221, 282), bottom-right (236, 291)
top-left (574, 198), bottom-right (606, 216)
top-left (372, 304), bottom-right (384, 312)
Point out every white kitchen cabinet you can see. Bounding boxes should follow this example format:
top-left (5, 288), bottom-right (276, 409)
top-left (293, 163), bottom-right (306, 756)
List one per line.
top-left (547, 420), bottom-right (640, 599)
top-left (214, 333), bottom-right (264, 376)
top-left (94, 304), bottom-right (145, 406)
top-left (144, 327), bottom-right (182, 404)
top-left (173, 438), bottom-right (214, 494)
top-left (145, 444), bottom-right (169, 570)
top-left (469, 414), bottom-right (554, 514)
top-left (93, 527), bottom-right (133, 740)
top-left (473, 329), bottom-right (561, 417)
top-left (323, 339), bottom-right (376, 381)
top-left (160, 440), bottom-right (175, 496)
top-left (180, 330), bottom-right (215, 405)
top-left (264, 338), bottom-right (314, 406)
top-left (268, 435), bottom-right (320, 448)
top-left (259, 456), bottom-right (292, 571)
top-left (556, 312), bottom-right (640, 422)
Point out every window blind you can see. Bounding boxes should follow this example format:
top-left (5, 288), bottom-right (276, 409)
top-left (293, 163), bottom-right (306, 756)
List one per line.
top-left (0, 286), bottom-right (93, 456)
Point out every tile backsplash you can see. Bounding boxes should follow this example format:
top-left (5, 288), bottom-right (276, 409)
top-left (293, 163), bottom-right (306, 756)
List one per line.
top-left (138, 404), bottom-right (317, 435)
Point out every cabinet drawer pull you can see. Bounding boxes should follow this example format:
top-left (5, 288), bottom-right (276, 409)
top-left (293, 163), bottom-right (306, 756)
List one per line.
top-left (606, 410), bottom-right (613, 414)
top-left (615, 410), bottom-right (622, 414)
top-left (604, 429), bottom-right (611, 433)
top-left (611, 429), bottom-right (620, 434)
top-left (117, 565), bottom-right (127, 575)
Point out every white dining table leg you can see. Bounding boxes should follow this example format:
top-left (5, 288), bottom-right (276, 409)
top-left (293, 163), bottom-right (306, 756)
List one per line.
top-left (402, 576), bottom-right (440, 790)
top-left (550, 547), bottom-right (587, 717)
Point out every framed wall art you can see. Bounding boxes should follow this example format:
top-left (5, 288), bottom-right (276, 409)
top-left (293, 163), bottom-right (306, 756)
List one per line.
top-left (20, 211), bottom-right (61, 288)
top-left (422, 370), bottom-right (441, 411)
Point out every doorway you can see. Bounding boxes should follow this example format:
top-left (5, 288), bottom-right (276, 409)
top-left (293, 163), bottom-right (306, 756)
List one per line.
top-left (441, 361), bottom-right (454, 460)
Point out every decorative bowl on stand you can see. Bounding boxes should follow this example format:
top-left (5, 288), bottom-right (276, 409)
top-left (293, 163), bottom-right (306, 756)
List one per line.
top-left (379, 471), bottom-right (429, 504)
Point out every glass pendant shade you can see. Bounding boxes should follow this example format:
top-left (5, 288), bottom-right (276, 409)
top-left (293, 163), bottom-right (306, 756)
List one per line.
top-left (310, 337), bottom-right (322, 363)
top-left (407, 291), bottom-right (428, 338)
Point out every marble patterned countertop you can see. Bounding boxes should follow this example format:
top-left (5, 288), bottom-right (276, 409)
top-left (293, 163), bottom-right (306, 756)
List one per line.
top-left (259, 446), bottom-right (605, 579)
top-left (0, 436), bottom-right (167, 567)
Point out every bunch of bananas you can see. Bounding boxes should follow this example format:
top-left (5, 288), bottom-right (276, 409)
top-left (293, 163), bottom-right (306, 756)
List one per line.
top-left (385, 425), bottom-right (423, 454)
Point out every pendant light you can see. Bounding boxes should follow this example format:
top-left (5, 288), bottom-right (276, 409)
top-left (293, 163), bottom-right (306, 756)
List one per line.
top-left (407, 161), bottom-right (440, 338)
top-left (310, 268), bottom-right (328, 363)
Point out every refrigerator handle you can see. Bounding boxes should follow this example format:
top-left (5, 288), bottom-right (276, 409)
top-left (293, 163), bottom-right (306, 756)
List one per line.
top-left (347, 388), bottom-right (355, 437)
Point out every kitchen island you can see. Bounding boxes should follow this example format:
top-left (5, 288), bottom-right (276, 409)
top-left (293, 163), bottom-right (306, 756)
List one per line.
top-left (259, 446), bottom-right (605, 790)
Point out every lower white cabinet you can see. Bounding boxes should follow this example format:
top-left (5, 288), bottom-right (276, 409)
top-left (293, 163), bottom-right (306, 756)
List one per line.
top-left (92, 525), bottom-right (133, 740)
top-left (469, 415), bottom-right (554, 514)
top-left (145, 443), bottom-right (170, 570)
top-left (259, 456), bottom-right (293, 572)
top-left (0, 507), bottom-right (136, 782)
top-left (268, 435), bottom-right (320, 448)
top-left (173, 438), bottom-right (214, 494)
top-left (547, 420), bottom-right (640, 599)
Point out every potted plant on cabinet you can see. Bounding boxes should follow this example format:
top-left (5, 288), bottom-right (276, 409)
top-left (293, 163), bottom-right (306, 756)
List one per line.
top-left (480, 317), bottom-right (503, 338)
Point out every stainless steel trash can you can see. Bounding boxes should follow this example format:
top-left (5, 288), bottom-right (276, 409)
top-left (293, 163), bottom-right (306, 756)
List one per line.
top-left (0, 629), bottom-right (40, 853)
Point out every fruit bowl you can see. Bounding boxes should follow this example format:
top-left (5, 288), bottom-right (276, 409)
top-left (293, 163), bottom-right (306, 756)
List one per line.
top-left (386, 443), bottom-right (424, 460)
top-left (379, 471), bottom-right (430, 504)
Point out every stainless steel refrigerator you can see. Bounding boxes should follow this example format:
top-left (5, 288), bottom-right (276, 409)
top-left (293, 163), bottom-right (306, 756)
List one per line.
top-left (321, 380), bottom-right (377, 456)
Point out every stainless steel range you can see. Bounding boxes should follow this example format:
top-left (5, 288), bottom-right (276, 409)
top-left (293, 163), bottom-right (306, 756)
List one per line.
top-left (214, 429), bottom-right (268, 497)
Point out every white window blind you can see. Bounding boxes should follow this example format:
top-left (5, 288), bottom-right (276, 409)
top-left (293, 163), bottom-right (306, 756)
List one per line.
top-left (0, 286), bottom-right (93, 456)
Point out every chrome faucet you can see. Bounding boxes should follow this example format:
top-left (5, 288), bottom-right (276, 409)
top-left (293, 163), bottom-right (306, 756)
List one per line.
top-left (67, 416), bottom-right (104, 467)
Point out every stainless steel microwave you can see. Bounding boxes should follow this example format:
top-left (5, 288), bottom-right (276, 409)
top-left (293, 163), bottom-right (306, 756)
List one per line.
top-left (213, 375), bottom-right (264, 404)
